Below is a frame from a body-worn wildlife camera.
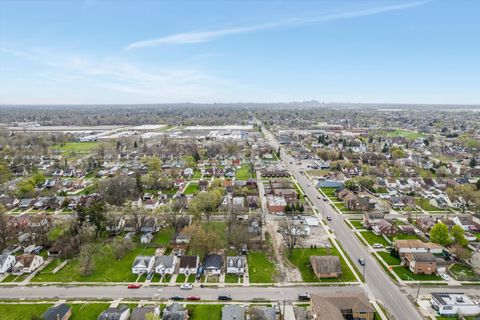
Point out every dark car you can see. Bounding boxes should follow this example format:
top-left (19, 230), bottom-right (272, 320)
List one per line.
top-left (298, 293), bottom-right (310, 301)
top-left (218, 294), bottom-right (232, 301)
top-left (358, 258), bottom-right (366, 266)
top-left (326, 216), bottom-right (332, 221)
top-left (171, 295), bottom-right (185, 301)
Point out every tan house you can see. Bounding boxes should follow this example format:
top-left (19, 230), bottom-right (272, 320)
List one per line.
top-left (310, 292), bottom-right (375, 320)
top-left (12, 254), bottom-right (44, 275)
top-left (404, 252), bottom-right (437, 275)
top-left (310, 256), bottom-right (342, 278)
top-left (394, 239), bottom-right (442, 257)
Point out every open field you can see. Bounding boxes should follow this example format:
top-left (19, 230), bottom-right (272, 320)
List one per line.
top-left (383, 129), bottom-right (425, 139)
top-left (51, 142), bottom-right (99, 155)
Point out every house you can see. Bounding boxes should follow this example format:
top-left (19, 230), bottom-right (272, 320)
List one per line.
top-left (431, 293), bottom-right (480, 316)
top-left (204, 253), bottom-right (222, 275)
top-left (310, 256), bottom-right (342, 278)
top-left (140, 233), bottom-right (153, 244)
top-left (372, 219), bottom-right (397, 236)
top-left (162, 303), bottom-right (188, 320)
top-left (98, 305), bottom-right (130, 320)
top-left (132, 256), bottom-right (155, 274)
top-left (226, 256), bottom-right (246, 275)
top-left (18, 198), bottom-right (34, 210)
top-left (362, 212), bottom-right (384, 229)
top-left (140, 217), bottom-right (158, 233)
top-left (12, 254), bottom-right (44, 275)
top-left (394, 239), bottom-right (443, 257)
top-left (310, 292), bottom-right (375, 320)
top-left (390, 196), bottom-right (405, 209)
top-left (267, 196), bottom-right (287, 214)
top-left (417, 217), bottom-right (436, 231)
top-left (452, 215), bottom-right (476, 231)
top-left (174, 233), bottom-right (191, 244)
top-left (221, 305), bottom-right (245, 320)
top-left (0, 196), bottom-right (18, 209)
top-left (404, 252), bottom-right (437, 274)
top-left (42, 303), bottom-right (72, 320)
top-left (0, 254), bottom-right (16, 274)
top-left (131, 306), bottom-right (161, 320)
top-left (178, 256), bottom-right (199, 275)
top-left (155, 255), bottom-right (177, 275)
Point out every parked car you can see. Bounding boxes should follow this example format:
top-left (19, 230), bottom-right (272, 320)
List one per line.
top-left (180, 283), bottom-right (193, 290)
top-left (171, 295), bottom-right (185, 301)
top-left (323, 197), bottom-right (327, 201)
top-left (127, 284), bottom-right (141, 289)
top-left (358, 258), bottom-right (366, 266)
top-left (218, 294), bottom-right (232, 301)
top-left (372, 243), bottom-right (384, 249)
top-left (298, 293), bottom-right (310, 301)
top-left (327, 216), bottom-right (332, 221)
top-left (441, 274), bottom-right (449, 281)
top-left (187, 295), bottom-right (201, 301)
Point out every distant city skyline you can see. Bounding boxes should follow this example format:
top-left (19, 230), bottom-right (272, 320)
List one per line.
top-left (1, 0), bottom-right (479, 105)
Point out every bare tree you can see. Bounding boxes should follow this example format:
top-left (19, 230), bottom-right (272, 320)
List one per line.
top-left (0, 211), bottom-right (13, 251)
top-left (79, 242), bottom-right (99, 276)
top-left (279, 219), bottom-right (304, 257)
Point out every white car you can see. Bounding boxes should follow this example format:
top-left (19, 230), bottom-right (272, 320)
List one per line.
top-left (180, 283), bottom-right (193, 290)
top-left (441, 274), bottom-right (449, 281)
top-left (372, 243), bottom-right (384, 249)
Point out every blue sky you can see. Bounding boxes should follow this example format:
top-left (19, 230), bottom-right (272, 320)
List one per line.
top-left (0, 0), bottom-right (479, 104)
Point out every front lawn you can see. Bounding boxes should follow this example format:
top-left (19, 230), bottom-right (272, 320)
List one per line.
top-left (187, 305), bottom-right (222, 320)
top-left (32, 244), bottom-right (156, 282)
top-left (319, 187), bottom-right (337, 197)
top-left (392, 266), bottom-right (441, 281)
top-left (0, 303), bottom-right (53, 320)
top-left (377, 252), bottom-right (400, 266)
top-left (349, 220), bottom-right (364, 229)
top-left (70, 303), bottom-right (111, 320)
top-left (247, 252), bottom-right (276, 283)
top-left (225, 274), bottom-right (240, 283)
top-left (287, 247), bottom-right (356, 282)
top-left (176, 274), bottom-right (187, 283)
top-left (359, 231), bottom-right (390, 247)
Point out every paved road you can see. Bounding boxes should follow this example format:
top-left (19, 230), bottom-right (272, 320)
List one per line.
top-left (260, 124), bottom-right (422, 320)
top-left (0, 285), bottom-right (364, 301)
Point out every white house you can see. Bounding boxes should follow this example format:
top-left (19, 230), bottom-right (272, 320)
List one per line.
top-left (140, 233), bottom-right (153, 244)
top-left (452, 215), bottom-right (476, 231)
top-left (0, 254), bottom-right (16, 274)
top-left (226, 256), bottom-right (246, 275)
top-left (12, 254), bottom-right (44, 275)
top-left (431, 293), bottom-right (480, 316)
top-left (178, 256), bottom-right (199, 275)
top-left (131, 256), bottom-right (155, 275)
top-left (154, 255), bottom-right (177, 275)
top-left (98, 305), bottom-right (130, 320)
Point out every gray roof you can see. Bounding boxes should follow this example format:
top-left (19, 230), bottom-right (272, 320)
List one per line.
top-left (155, 256), bottom-right (175, 268)
top-left (204, 254), bottom-right (222, 269)
top-left (133, 256), bottom-right (154, 269)
top-left (98, 305), bottom-right (129, 320)
top-left (411, 252), bottom-right (436, 263)
top-left (0, 253), bottom-right (12, 266)
top-left (222, 305), bottom-right (245, 320)
top-left (42, 303), bottom-right (71, 320)
top-left (310, 256), bottom-right (342, 274)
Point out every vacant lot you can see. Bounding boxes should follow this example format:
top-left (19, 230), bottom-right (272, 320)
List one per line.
top-left (359, 231), bottom-right (390, 247)
top-left (383, 129), bottom-right (424, 140)
top-left (184, 183), bottom-right (200, 195)
top-left (449, 263), bottom-right (480, 281)
top-left (187, 304), bottom-right (222, 320)
top-left (52, 142), bottom-right (99, 155)
top-left (349, 220), bottom-right (364, 229)
top-left (377, 252), bottom-right (400, 266)
top-left (152, 228), bottom-right (174, 244)
top-left (236, 165), bottom-right (254, 180)
top-left (32, 245), bottom-right (156, 282)
top-left (415, 198), bottom-right (440, 211)
top-left (0, 304), bottom-right (52, 320)
top-left (70, 303), bottom-right (111, 320)
top-left (287, 247), bottom-right (356, 282)
top-left (247, 252), bottom-right (276, 283)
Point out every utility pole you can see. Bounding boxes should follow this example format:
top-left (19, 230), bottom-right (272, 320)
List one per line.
top-left (416, 282), bottom-right (421, 300)
top-left (363, 260), bottom-right (366, 280)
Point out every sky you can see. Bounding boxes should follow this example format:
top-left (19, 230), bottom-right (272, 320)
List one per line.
top-left (0, 0), bottom-right (479, 105)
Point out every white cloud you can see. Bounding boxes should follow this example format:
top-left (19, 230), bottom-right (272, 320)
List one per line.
top-left (126, 1), bottom-right (430, 49)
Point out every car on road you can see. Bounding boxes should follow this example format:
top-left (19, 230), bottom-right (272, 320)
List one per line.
top-left (441, 274), bottom-right (449, 281)
top-left (307, 184), bottom-right (311, 187)
top-left (127, 283), bottom-right (141, 289)
top-left (326, 216), bottom-right (332, 221)
top-left (218, 294), bottom-right (232, 301)
top-left (358, 258), bottom-right (366, 266)
top-left (180, 283), bottom-right (193, 290)
top-left (372, 243), bottom-right (384, 249)
top-left (187, 295), bottom-right (201, 301)
top-left (171, 295), bottom-right (185, 301)
top-left (298, 293), bottom-right (310, 301)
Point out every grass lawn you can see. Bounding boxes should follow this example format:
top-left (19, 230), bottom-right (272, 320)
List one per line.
top-left (184, 183), bottom-right (199, 195)
top-left (359, 231), bottom-right (390, 247)
top-left (52, 142), bottom-right (99, 155)
top-left (192, 170), bottom-right (202, 179)
top-left (319, 187), bottom-right (337, 197)
top-left (383, 129), bottom-right (424, 139)
top-left (247, 252), bottom-right (276, 283)
top-left (152, 228), bottom-right (174, 244)
top-left (415, 198), bottom-right (440, 211)
top-left (32, 245), bottom-right (156, 282)
top-left (0, 303), bottom-right (53, 319)
top-left (391, 233), bottom-right (420, 241)
top-left (392, 266), bottom-right (441, 281)
top-left (449, 263), bottom-right (480, 281)
top-left (201, 222), bottom-right (227, 245)
top-left (333, 202), bottom-right (361, 213)
top-left (235, 165), bottom-right (254, 180)
top-left (377, 252), bottom-right (401, 266)
top-left (70, 303), bottom-right (111, 320)
top-left (287, 247), bottom-right (356, 282)
top-left (306, 169), bottom-right (329, 176)
top-left (225, 274), bottom-right (240, 283)
top-left (187, 304), bottom-right (222, 320)
top-left (349, 220), bottom-right (364, 229)
top-left (176, 274), bottom-right (187, 283)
